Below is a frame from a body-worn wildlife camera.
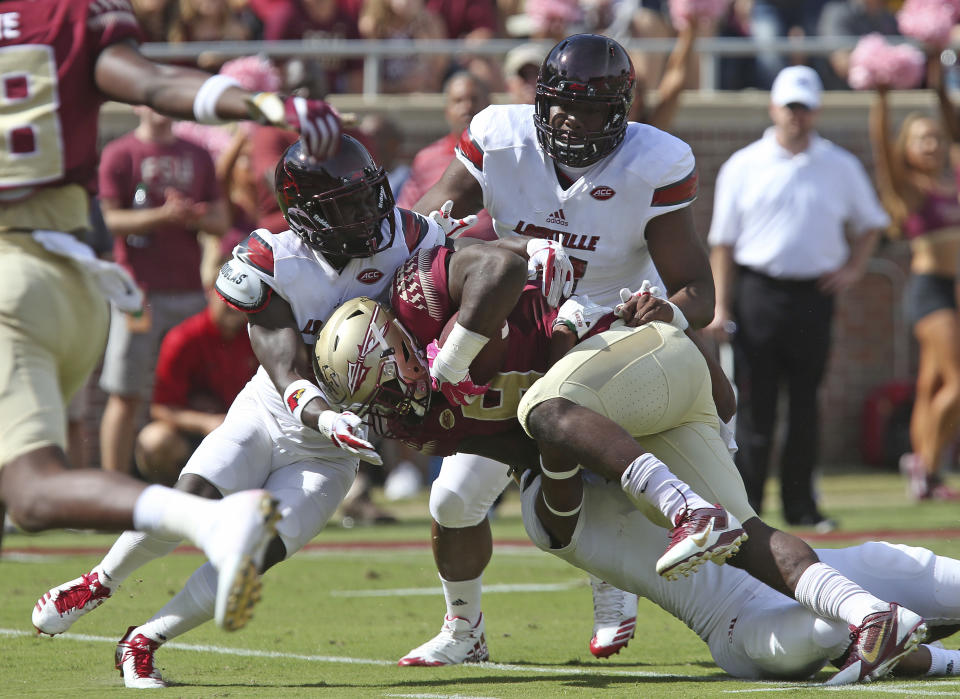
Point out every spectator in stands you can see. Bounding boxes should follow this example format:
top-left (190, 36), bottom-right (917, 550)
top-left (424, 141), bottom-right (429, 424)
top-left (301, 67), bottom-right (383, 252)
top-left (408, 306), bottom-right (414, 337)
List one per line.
top-left (526, 0), bottom-right (584, 41)
top-left (426, 0), bottom-right (501, 89)
top-left (132, 0), bottom-right (179, 43)
top-left (261, 0), bottom-right (364, 95)
top-left (818, 0), bottom-right (899, 89)
top-left (869, 57), bottom-right (960, 500)
top-left (397, 71), bottom-right (496, 239)
top-left (358, 114), bottom-right (412, 194)
top-left (629, 12), bottom-right (698, 130)
top-left (358, 0), bottom-right (448, 94)
top-left (98, 107), bottom-right (228, 476)
top-left (503, 42), bottom-right (549, 105)
top-left (751, 0), bottom-right (832, 88)
top-left (135, 288), bottom-right (258, 486)
top-left (166, 0), bottom-right (258, 70)
top-left (706, 66), bottom-right (888, 531)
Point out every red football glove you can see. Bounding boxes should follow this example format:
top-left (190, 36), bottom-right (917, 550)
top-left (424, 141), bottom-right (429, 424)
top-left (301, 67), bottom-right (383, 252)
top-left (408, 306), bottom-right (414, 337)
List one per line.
top-left (425, 340), bottom-right (489, 406)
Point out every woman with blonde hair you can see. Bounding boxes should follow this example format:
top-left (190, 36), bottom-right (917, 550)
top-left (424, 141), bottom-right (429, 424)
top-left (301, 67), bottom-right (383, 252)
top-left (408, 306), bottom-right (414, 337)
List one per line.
top-left (870, 58), bottom-right (960, 500)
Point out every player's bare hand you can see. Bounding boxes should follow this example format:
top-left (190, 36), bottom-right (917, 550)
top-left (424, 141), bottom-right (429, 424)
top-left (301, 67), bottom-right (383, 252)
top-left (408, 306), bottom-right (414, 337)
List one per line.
top-left (817, 265), bottom-right (859, 295)
top-left (160, 189), bottom-right (198, 225)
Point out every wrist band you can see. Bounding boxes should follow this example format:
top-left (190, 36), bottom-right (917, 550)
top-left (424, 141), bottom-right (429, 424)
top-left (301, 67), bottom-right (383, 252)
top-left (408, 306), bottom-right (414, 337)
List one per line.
top-left (193, 74), bottom-right (240, 124)
top-left (435, 322), bottom-right (489, 377)
top-left (666, 301), bottom-right (689, 331)
top-left (283, 379), bottom-right (323, 425)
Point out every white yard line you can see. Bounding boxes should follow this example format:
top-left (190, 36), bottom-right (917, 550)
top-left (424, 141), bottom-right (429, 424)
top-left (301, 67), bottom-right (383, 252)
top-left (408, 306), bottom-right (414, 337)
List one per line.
top-left (330, 581), bottom-right (585, 597)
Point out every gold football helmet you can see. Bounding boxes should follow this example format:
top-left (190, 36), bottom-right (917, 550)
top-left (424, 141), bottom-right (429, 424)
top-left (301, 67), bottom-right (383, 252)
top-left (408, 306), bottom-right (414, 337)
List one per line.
top-left (313, 297), bottom-right (430, 432)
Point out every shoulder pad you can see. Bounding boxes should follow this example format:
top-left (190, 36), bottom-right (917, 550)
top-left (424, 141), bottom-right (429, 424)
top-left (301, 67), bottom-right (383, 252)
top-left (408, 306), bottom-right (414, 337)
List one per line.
top-left (215, 258), bottom-right (272, 313)
top-left (235, 229), bottom-right (275, 277)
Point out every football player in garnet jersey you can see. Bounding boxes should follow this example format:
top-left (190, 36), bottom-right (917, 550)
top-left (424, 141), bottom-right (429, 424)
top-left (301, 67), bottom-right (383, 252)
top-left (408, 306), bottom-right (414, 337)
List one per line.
top-left (317, 243), bottom-right (928, 684)
top-left (0, 0), bottom-right (344, 635)
top-left (400, 34), bottom-right (927, 680)
top-left (29, 136), bottom-right (573, 689)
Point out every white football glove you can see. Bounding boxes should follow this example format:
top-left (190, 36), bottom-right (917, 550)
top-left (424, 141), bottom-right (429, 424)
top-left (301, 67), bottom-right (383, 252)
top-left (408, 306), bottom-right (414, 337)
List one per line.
top-left (615, 280), bottom-right (688, 330)
top-left (554, 294), bottom-right (613, 339)
top-left (526, 238), bottom-right (574, 307)
top-left (428, 200), bottom-right (478, 238)
top-left (318, 410), bottom-right (383, 465)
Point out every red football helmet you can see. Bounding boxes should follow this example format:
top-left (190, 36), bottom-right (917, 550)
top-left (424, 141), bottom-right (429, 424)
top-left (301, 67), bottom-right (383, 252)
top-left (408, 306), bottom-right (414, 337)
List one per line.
top-left (275, 135), bottom-right (396, 260)
top-left (535, 34), bottom-right (635, 167)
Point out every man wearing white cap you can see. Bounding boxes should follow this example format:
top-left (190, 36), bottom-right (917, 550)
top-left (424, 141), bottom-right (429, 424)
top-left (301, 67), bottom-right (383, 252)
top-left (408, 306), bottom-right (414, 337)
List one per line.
top-left (706, 65), bottom-right (889, 530)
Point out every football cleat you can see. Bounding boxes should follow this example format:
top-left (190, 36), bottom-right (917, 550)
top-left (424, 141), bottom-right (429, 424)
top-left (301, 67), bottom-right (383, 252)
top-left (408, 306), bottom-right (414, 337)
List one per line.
top-left (397, 614), bottom-right (489, 666)
top-left (656, 506), bottom-right (747, 581)
top-left (589, 576), bottom-right (638, 658)
top-left (115, 626), bottom-right (166, 689)
top-left (32, 570), bottom-right (114, 636)
top-left (826, 603), bottom-right (928, 685)
top-left (198, 489), bottom-right (281, 631)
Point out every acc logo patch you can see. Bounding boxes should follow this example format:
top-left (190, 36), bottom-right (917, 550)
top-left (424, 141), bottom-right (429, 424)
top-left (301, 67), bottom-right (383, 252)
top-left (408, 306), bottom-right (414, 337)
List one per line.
top-left (590, 186), bottom-right (615, 201)
top-left (357, 269), bottom-right (384, 284)
top-left (439, 409), bottom-right (456, 430)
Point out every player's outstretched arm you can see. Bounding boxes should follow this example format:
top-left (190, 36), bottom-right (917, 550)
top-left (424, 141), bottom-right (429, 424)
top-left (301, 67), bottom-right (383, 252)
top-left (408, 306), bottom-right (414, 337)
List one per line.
top-left (94, 42), bottom-right (341, 159)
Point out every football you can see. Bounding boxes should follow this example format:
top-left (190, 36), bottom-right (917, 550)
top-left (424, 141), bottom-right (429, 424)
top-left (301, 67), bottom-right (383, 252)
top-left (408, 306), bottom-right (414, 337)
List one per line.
top-left (437, 311), bottom-right (510, 385)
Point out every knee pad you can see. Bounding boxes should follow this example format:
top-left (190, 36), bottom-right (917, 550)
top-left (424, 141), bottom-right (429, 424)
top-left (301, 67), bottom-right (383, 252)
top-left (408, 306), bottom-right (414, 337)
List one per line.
top-left (430, 484), bottom-right (487, 528)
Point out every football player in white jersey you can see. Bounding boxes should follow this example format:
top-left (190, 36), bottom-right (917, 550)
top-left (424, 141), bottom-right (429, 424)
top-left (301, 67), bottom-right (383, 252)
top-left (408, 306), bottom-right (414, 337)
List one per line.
top-left (29, 136), bottom-right (454, 688)
top-left (399, 33), bottom-right (927, 681)
top-left (522, 466), bottom-right (960, 683)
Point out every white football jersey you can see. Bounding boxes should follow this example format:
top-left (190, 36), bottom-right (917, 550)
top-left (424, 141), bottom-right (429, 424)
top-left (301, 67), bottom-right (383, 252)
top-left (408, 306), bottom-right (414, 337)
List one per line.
top-left (456, 104), bottom-right (697, 308)
top-left (213, 208), bottom-right (444, 449)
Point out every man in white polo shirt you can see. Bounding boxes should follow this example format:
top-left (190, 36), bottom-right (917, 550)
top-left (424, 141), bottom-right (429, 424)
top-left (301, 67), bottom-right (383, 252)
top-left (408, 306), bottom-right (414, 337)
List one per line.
top-left (706, 65), bottom-right (889, 531)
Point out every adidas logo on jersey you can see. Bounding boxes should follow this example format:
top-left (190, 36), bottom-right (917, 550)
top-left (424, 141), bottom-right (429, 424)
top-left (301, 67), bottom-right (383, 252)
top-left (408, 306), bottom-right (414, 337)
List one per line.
top-left (545, 209), bottom-right (568, 226)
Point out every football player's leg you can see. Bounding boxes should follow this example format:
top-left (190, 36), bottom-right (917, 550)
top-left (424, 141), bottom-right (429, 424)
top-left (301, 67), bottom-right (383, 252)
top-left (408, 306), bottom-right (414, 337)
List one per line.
top-left (398, 453), bottom-right (509, 666)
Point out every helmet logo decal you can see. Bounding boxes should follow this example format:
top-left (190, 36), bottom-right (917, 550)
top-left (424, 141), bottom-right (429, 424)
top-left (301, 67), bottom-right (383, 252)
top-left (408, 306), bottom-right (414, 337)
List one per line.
top-left (346, 305), bottom-right (390, 394)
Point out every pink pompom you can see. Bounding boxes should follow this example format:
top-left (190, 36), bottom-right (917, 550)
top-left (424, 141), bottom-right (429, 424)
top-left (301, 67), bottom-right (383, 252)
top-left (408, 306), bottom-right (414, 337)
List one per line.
top-left (218, 55), bottom-right (282, 94)
top-left (848, 33), bottom-right (926, 90)
top-left (172, 121), bottom-right (251, 161)
top-left (669, 0), bottom-right (731, 30)
top-left (898, 0), bottom-right (960, 48)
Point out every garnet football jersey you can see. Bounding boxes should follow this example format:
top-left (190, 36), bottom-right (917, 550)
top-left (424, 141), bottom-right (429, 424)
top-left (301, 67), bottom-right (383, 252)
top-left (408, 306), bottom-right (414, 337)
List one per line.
top-left (455, 104), bottom-right (698, 308)
top-left (388, 245), bottom-right (554, 455)
top-left (0, 0), bottom-right (142, 194)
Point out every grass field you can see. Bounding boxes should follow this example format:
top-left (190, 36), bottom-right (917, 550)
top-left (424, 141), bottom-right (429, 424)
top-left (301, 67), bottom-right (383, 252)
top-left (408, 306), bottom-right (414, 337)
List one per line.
top-left (3, 468), bottom-right (960, 697)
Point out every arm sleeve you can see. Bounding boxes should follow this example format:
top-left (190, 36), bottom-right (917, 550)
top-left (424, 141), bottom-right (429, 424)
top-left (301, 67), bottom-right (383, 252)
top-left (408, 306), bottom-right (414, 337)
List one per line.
top-left (842, 153), bottom-right (892, 234)
top-left (707, 159), bottom-right (742, 246)
top-left (454, 109), bottom-right (495, 191)
top-left (646, 144), bottom-right (698, 219)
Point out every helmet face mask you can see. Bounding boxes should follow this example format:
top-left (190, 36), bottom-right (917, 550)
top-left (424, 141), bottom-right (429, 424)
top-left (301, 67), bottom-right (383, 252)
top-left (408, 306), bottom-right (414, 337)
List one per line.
top-left (314, 298), bottom-right (431, 438)
top-left (276, 136), bottom-right (396, 260)
top-left (534, 34), bottom-right (635, 167)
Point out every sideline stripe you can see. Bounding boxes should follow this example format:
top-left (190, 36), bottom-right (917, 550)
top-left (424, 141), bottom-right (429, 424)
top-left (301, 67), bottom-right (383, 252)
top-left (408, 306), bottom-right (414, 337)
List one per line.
top-left (4, 628), bottom-right (949, 691)
top-left (0, 627), bottom-right (676, 678)
top-left (330, 581), bottom-right (584, 597)
top-left (8, 527), bottom-right (960, 560)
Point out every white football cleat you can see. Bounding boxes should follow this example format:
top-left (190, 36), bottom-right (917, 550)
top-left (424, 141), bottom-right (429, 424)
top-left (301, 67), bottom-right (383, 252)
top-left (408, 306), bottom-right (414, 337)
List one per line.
top-left (397, 614), bottom-right (489, 666)
top-left (656, 506), bottom-right (747, 581)
top-left (589, 576), bottom-right (638, 658)
top-left (197, 489), bottom-right (281, 631)
top-left (115, 625), bottom-right (167, 689)
top-left (32, 569), bottom-right (114, 635)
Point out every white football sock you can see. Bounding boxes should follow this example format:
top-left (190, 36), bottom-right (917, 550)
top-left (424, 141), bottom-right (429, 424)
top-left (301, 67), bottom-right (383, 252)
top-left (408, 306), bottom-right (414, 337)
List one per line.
top-left (620, 453), bottom-right (713, 524)
top-left (926, 644), bottom-right (960, 675)
top-left (441, 574), bottom-right (482, 625)
top-left (132, 484), bottom-right (217, 546)
top-left (98, 530), bottom-right (181, 587)
top-left (793, 562), bottom-right (888, 626)
top-left (136, 562), bottom-right (217, 644)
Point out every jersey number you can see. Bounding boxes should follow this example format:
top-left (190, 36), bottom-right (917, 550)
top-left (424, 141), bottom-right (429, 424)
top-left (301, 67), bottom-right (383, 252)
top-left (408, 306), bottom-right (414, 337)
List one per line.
top-left (461, 371), bottom-right (543, 421)
top-left (0, 44), bottom-right (64, 188)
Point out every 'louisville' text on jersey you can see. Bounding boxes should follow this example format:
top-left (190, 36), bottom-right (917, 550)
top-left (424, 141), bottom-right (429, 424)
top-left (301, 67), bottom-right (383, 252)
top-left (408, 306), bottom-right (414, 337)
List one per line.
top-left (511, 221), bottom-right (599, 252)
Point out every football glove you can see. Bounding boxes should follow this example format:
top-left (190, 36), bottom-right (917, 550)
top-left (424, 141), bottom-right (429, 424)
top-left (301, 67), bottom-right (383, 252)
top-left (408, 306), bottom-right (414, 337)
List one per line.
top-left (615, 280), bottom-right (689, 330)
top-left (318, 410), bottom-right (383, 465)
top-left (526, 238), bottom-right (574, 307)
top-left (428, 200), bottom-right (478, 238)
top-left (248, 93), bottom-right (342, 161)
top-left (425, 340), bottom-right (489, 406)
top-left (554, 294), bottom-right (613, 339)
